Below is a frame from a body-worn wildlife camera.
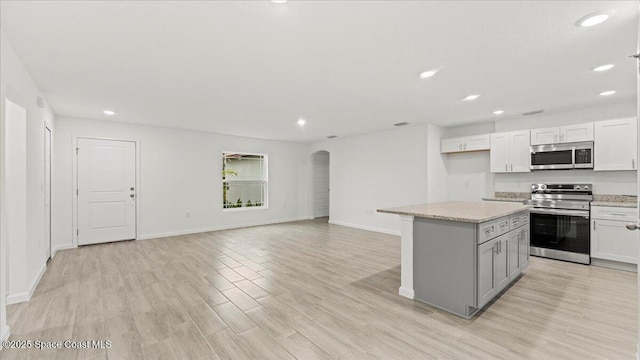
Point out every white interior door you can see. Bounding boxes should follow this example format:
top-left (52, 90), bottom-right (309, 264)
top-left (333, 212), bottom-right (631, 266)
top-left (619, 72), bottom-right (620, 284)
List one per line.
top-left (44, 127), bottom-right (51, 260)
top-left (314, 151), bottom-right (330, 218)
top-left (77, 138), bottom-right (136, 245)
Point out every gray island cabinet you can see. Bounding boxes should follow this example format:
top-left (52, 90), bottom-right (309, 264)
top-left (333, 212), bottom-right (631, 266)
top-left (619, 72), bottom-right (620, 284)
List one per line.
top-left (378, 201), bottom-right (530, 318)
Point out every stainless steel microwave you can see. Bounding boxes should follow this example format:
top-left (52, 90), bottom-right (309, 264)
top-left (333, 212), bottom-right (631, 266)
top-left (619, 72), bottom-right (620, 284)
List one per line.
top-left (530, 141), bottom-right (594, 170)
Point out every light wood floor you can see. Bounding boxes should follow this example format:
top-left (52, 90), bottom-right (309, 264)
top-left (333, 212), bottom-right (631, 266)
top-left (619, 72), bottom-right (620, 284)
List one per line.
top-left (2, 218), bottom-right (637, 359)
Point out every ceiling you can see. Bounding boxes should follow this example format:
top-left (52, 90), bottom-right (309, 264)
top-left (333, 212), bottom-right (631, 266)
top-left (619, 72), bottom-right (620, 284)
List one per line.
top-left (1, 1), bottom-right (638, 142)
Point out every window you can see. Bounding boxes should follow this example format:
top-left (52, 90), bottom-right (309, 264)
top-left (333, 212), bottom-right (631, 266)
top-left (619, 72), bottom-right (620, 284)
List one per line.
top-left (223, 152), bottom-right (267, 210)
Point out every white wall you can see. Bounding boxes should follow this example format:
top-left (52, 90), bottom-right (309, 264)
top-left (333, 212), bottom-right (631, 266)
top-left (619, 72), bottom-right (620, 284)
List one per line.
top-left (0, 30), bottom-right (56, 322)
top-left (426, 124), bottom-right (449, 203)
top-left (52, 117), bottom-right (310, 249)
top-left (310, 124), bottom-right (447, 235)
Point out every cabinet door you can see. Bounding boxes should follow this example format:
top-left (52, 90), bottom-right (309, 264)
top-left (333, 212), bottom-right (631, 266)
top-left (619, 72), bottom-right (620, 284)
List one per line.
top-left (509, 130), bottom-right (531, 173)
top-left (441, 138), bottom-right (464, 153)
top-left (477, 239), bottom-right (497, 309)
top-left (490, 133), bottom-right (509, 173)
top-left (465, 134), bottom-right (491, 152)
top-left (594, 118), bottom-right (637, 171)
top-left (561, 123), bottom-right (593, 143)
top-left (508, 230), bottom-right (520, 281)
top-left (495, 234), bottom-right (510, 293)
top-left (530, 127), bottom-right (559, 145)
top-left (591, 219), bottom-right (638, 264)
top-left (518, 227), bottom-right (530, 271)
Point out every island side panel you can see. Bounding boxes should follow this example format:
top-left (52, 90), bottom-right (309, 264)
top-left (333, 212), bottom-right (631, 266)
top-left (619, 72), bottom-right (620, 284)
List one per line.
top-left (399, 215), bottom-right (415, 299)
top-left (413, 217), bottom-right (477, 317)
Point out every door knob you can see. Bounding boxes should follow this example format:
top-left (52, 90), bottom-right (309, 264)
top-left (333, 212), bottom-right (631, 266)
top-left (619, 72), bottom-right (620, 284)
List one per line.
top-left (130, 187), bottom-right (135, 191)
top-left (130, 194), bottom-right (135, 198)
top-left (625, 223), bottom-right (640, 230)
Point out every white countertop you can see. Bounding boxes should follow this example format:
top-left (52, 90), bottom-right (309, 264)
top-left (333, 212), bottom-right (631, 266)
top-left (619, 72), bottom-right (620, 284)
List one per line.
top-left (378, 201), bottom-right (530, 224)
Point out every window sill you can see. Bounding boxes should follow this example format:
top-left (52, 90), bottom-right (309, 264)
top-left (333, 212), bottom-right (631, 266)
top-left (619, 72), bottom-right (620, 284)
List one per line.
top-left (223, 206), bottom-right (268, 212)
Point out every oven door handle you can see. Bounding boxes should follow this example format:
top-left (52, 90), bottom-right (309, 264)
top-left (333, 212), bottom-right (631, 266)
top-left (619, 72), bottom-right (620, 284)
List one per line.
top-left (529, 208), bottom-right (590, 217)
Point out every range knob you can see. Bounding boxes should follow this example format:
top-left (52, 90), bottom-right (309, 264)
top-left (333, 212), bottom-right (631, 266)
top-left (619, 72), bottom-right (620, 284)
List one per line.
top-left (540, 184), bottom-right (547, 190)
top-left (584, 185), bottom-right (590, 190)
top-left (576, 186), bottom-right (582, 190)
top-left (532, 184), bottom-right (538, 190)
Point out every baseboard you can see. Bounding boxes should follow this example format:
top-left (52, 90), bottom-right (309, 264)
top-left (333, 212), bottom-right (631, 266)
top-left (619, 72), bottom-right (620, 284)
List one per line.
top-left (1, 325), bottom-right (9, 343)
top-left (591, 258), bottom-right (637, 272)
top-left (137, 216), bottom-right (312, 241)
top-left (399, 286), bottom-right (415, 299)
top-left (328, 220), bottom-right (401, 236)
top-left (52, 243), bottom-right (75, 257)
top-left (7, 261), bottom-right (47, 305)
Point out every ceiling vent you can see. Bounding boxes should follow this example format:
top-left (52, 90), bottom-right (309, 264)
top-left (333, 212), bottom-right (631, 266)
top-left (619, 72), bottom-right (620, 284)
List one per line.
top-left (522, 109), bottom-right (544, 116)
top-left (394, 122), bottom-right (410, 127)
top-left (327, 135), bottom-right (338, 139)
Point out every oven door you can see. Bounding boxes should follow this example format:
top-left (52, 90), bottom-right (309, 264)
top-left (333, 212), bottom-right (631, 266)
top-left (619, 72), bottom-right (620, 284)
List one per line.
top-left (529, 208), bottom-right (591, 264)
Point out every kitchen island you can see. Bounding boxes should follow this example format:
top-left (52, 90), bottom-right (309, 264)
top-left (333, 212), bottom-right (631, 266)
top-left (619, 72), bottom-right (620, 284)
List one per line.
top-left (378, 201), bottom-right (530, 318)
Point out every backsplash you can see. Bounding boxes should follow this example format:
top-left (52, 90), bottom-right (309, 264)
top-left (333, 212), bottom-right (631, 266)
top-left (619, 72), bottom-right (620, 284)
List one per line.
top-left (592, 194), bottom-right (637, 204)
top-left (494, 192), bottom-right (529, 199)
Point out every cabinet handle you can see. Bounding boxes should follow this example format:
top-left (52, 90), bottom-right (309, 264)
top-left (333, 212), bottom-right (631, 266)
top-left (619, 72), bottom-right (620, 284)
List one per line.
top-left (633, 159), bottom-right (635, 169)
top-left (593, 221), bottom-right (596, 230)
top-left (505, 164), bottom-right (507, 172)
top-left (464, 143), bottom-right (467, 150)
top-left (510, 164), bottom-right (513, 172)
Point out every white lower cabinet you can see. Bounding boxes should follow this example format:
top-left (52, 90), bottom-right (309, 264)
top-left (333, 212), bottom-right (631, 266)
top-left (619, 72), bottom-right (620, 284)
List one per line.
top-left (591, 206), bottom-right (638, 265)
top-left (477, 211), bottom-right (529, 309)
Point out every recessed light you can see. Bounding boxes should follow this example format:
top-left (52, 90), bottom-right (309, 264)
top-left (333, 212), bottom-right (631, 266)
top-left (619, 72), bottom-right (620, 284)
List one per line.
top-left (576, 12), bottom-right (611, 27)
top-left (419, 70), bottom-right (437, 79)
top-left (493, 110), bottom-right (504, 115)
top-left (462, 94), bottom-right (480, 101)
top-left (600, 90), bottom-right (616, 96)
top-left (297, 118), bottom-right (306, 126)
top-left (593, 64), bottom-right (614, 72)
top-left (103, 110), bottom-right (115, 115)
top-left (271, 0), bottom-right (287, 3)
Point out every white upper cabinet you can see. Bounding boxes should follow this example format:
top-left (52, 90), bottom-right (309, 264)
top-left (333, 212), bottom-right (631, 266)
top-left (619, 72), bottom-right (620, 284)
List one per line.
top-left (530, 127), bottom-right (559, 145)
top-left (490, 131), bottom-right (530, 173)
top-left (594, 118), bottom-right (637, 171)
top-left (441, 134), bottom-right (490, 154)
top-left (490, 133), bottom-right (509, 173)
top-left (509, 131), bottom-right (531, 172)
top-left (562, 123), bottom-right (594, 143)
top-left (530, 123), bottom-right (593, 145)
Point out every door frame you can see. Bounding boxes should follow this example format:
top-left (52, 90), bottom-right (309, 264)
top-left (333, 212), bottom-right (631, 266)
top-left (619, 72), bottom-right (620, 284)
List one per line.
top-left (72, 136), bottom-right (140, 248)
top-left (44, 124), bottom-right (52, 260)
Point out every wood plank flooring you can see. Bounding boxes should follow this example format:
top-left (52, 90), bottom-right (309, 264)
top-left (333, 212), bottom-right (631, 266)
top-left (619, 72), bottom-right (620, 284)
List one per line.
top-left (2, 218), bottom-right (637, 359)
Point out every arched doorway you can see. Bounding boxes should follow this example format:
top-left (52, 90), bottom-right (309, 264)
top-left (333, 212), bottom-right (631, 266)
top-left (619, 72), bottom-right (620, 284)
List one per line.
top-left (313, 151), bottom-right (330, 219)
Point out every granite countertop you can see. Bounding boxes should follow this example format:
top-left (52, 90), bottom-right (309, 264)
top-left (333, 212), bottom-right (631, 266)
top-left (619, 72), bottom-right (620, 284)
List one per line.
top-left (377, 201), bottom-right (530, 224)
top-left (482, 197), bottom-right (528, 203)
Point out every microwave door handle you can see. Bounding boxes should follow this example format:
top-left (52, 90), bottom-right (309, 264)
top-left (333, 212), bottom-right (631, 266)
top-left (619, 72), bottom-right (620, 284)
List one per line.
top-left (571, 146), bottom-right (576, 169)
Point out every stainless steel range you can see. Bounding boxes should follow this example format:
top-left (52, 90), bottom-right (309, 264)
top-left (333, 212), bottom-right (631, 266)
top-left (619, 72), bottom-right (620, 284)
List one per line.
top-left (526, 183), bottom-right (592, 264)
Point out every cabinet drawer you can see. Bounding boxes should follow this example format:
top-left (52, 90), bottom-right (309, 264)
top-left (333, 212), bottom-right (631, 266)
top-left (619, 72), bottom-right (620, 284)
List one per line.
top-left (591, 206), bottom-right (636, 222)
top-left (496, 216), bottom-right (510, 237)
top-left (510, 212), bottom-right (527, 230)
top-left (477, 220), bottom-right (498, 244)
